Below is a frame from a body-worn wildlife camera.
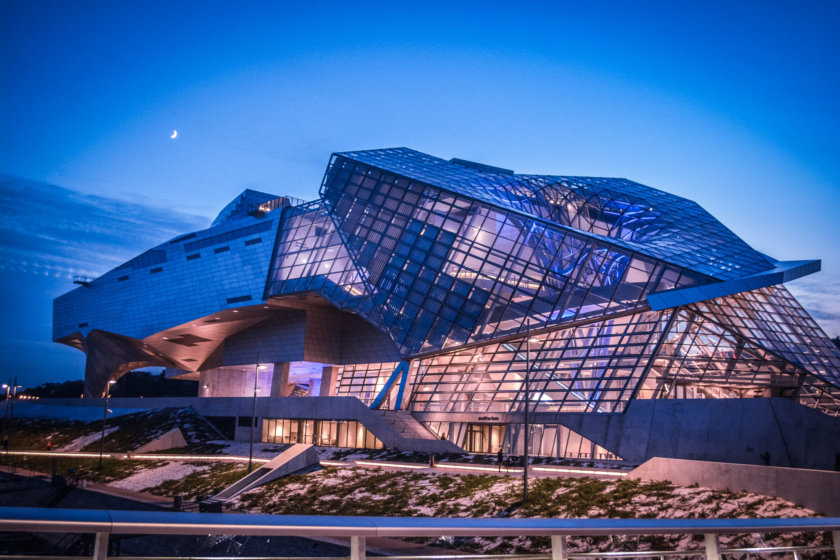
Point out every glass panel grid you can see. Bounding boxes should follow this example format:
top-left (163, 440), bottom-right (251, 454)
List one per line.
top-left (311, 155), bottom-right (700, 356)
top-left (334, 148), bottom-right (773, 280)
top-left (335, 361), bottom-right (399, 405)
top-left (410, 310), bottom-right (668, 414)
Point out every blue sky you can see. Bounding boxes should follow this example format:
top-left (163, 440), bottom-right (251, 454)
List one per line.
top-left (1, 1), bottom-right (838, 386)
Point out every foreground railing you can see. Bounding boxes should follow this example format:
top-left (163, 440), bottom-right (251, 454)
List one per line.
top-left (0, 507), bottom-right (837, 560)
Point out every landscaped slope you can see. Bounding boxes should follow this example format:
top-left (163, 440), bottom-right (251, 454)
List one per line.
top-left (230, 467), bottom-right (827, 554)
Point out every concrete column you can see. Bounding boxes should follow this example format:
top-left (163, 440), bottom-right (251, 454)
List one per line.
top-left (93, 532), bottom-right (109, 560)
top-left (832, 530), bottom-right (840, 560)
top-left (550, 535), bottom-right (568, 560)
top-left (320, 366), bottom-right (339, 397)
top-left (350, 535), bottom-right (365, 560)
top-left (704, 533), bottom-right (721, 560)
top-left (270, 363), bottom-right (292, 397)
top-left (198, 370), bottom-right (210, 397)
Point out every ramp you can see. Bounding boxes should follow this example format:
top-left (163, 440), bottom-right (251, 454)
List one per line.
top-left (211, 444), bottom-right (319, 502)
top-left (134, 428), bottom-right (187, 453)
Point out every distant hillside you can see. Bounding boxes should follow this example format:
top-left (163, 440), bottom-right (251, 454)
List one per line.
top-left (21, 371), bottom-right (197, 399)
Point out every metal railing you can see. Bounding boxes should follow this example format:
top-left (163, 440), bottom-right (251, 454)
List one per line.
top-left (0, 507), bottom-right (837, 560)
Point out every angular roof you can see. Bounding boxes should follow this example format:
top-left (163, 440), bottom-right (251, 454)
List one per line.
top-left (334, 148), bottom-right (774, 281)
top-left (211, 189), bottom-right (279, 227)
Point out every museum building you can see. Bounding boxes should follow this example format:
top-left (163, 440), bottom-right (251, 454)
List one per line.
top-left (53, 148), bottom-right (840, 467)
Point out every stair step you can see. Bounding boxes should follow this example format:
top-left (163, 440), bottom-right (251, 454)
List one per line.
top-left (376, 410), bottom-right (440, 441)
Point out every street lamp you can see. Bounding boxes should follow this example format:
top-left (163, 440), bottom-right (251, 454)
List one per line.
top-left (1, 384), bottom-right (9, 439)
top-left (248, 360), bottom-right (267, 472)
top-left (98, 380), bottom-right (116, 468)
top-left (8, 378), bottom-right (21, 422)
top-left (523, 321), bottom-right (540, 504)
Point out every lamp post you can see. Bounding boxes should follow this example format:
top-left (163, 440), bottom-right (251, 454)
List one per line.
top-left (1, 383), bottom-right (9, 440)
top-left (523, 321), bottom-right (541, 504)
top-left (98, 380), bottom-right (116, 468)
top-left (248, 358), bottom-right (265, 473)
top-left (523, 322), bottom-right (530, 504)
top-left (8, 377), bottom-right (20, 422)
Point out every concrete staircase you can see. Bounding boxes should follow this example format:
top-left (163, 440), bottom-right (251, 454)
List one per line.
top-left (371, 409), bottom-right (462, 454)
top-left (374, 410), bottom-right (439, 440)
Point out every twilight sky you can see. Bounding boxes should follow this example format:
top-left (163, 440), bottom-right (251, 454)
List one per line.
top-left (1, 1), bottom-right (838, 387)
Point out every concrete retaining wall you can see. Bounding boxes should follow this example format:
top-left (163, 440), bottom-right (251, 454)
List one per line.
top-left (22, 397), bottom-right (461, 454)
top-left (23, 397), bottom-right (840, 467)
top-left (629, 457), bottom-right (840, 516)
top-left (544, 398), bottom-right (840, 470)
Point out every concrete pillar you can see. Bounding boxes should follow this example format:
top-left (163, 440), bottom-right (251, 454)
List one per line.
top-left (307, 377), bottom-right (321, 396)
top-left (350, 535), bottom-right (365, 560)
top-left (704, 533), bottom-right (721, 560)
top-left (832, 530), bottom-right (840, 560)
top-left (320, 366), bottom-right (339, 397)
top-left (198, 370), bottom-right (210, 397)
top-left (93, 532), bottom-right (109, 560)
top-left (550, 535), bottom-right (568, 560)
top-left (270, 363), bottom-right (292, 397)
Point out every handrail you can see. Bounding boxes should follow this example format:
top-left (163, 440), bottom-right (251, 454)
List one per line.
top-left (0, 508), bottom-right (837, 559)
top-left (0, 507), bottom-right (838, 537)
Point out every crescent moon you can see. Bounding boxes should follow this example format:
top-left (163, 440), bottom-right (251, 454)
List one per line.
top-left (170, 130), bottom-right (178, 139)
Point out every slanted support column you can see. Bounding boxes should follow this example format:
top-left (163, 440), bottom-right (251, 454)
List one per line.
top-left (370, 361), bottom-right (410, 410)
top-left (350, 535), bottom-right (365, 560)
top-left (320, 366), bottom-right (339, 397)
top-left (704, 533), bottom-right (721, 560)
top-left (93, 532), bottom-right (109, 560)
top-left (270, 362), bottom-right (292, 397)
top-left (550, 535), bottom-right (568, 560)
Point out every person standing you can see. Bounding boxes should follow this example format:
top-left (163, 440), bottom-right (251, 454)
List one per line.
top-left (497, 447), bottom-right (504, 472)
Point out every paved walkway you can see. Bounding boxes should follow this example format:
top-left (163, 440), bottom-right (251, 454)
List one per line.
top-left (1, 449), bottom-right (628, 479)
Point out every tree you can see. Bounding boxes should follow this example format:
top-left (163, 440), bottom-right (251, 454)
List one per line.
top-left (21, 371), bottom-right (197, 399)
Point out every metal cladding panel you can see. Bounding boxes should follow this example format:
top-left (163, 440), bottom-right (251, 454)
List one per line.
top-left (210, 188), bottom-right (282, 228)
top-left (54, 211), bottom-right (282, 341)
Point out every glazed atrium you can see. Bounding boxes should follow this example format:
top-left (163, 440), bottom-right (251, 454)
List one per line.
top-left (54, 148), bottom-right (840, 464)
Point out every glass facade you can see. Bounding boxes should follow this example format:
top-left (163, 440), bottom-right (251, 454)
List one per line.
top-left (427, 421), bottom-right (620, 460)
top-left (410, 311), bottom-right (668, 414)
top-left (336, 362), bottom-right (399, 405)
top-left (55, 147), bottom-right (840, 431)
top-left (261, 418), bottom-right (383, 449)
top-left (336, 148), bottom-right (773, 280)
top-left (269, 153), bottom-right (704, 360)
